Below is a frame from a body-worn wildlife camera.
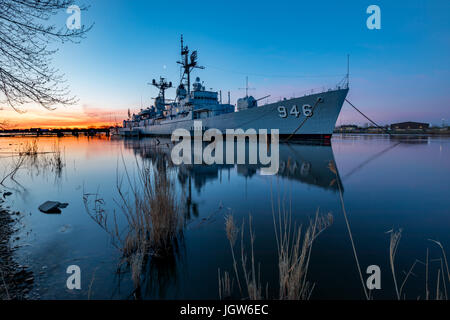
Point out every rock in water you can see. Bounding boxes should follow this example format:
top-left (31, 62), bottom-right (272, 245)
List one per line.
top-left (39, 201), bottom-right (61, 214)
top-left (38, 201), bottom-right (69, 214)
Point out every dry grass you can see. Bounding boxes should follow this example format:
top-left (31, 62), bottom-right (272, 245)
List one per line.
top-left (220, 214), bottom-right (266, 300)
top-left (329, 160), bottom-right (369, 300)
top-left (225, 214), bottom-right (242, 295)
top-left (219, 201), bottom-right (333, 300)
top-left (18, 140), bottom-right (38, 157)
top-left (116, 160), bottom-right (183, 259)
top-left (276, 209), bottom-right (333, 300)
top-left (84, 157), bottom-right (183, 289)
top-left (0, 140), bottom-right (36, 186)
top-left (218, 269), bottom-right (232, 300)
top-left (387, 229), bottom-right (449, 300)
top-left (1, 140), bottom-right (66, 187)
top-left (47, 142), bottom-right (64, 173)
top-left (0, 265), bottom-right (10, 300)
top-left (0, 152), bottom-right (26, 186)
top-left (87, 267), bottom-right (99, 300)
top-left (240, 215), bottom-right (265, 300)
top-left (329, 160), bottom-right (448, 300)
top-left (388, 228), bottom-right (403, 299)
top-left (429, 239), bottom-right (450, 286)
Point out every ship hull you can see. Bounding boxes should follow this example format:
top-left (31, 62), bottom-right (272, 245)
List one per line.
top-left (120, 88), bottom-right (348, 139)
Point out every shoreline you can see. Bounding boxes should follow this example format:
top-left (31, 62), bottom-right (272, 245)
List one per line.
top-left (333, 131), bottom-right (450, 136)
top-left (0, 192), bottom-right (34, 300)
top-left (1, 130), bottom-right (450, 138)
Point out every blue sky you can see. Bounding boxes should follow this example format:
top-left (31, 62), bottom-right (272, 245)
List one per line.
top-left (5, 0), bottom-right (449, 127)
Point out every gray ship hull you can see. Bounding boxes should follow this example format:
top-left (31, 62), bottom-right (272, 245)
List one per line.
top-left (120, 88), bottom-right (348, 139)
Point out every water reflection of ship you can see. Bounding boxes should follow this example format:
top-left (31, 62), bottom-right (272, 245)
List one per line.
top-left (122, 138), bottom-right (342, 193)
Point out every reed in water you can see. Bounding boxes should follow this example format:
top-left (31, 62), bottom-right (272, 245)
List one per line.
top-left (84, 157), bottom-right (184, 289)
top-left (219, 202), bottom-right (333, 300)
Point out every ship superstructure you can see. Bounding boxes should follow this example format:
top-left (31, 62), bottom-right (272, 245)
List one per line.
top-left (120, 36), bottom-right (349, 139)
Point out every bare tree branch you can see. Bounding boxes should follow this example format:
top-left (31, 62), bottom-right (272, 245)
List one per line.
top-left (0, 120), bottom-right (9, 129)
top-left (0, 0), bottom-right (92, 111)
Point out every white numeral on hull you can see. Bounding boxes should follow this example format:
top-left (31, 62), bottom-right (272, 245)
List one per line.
top-left (278, 104), bottom-right (313, 118)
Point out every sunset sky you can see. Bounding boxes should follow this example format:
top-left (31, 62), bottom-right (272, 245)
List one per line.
top-left (1, 0), bottom-right (449, 128)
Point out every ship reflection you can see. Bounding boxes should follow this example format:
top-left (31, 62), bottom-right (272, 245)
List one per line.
top-left (122, 138), bottom-right (343, 194)
top-left (119, 137), bottom-right (342, 298)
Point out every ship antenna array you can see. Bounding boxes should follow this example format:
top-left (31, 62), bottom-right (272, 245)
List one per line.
top-left (239, 76), bottom-right (255, 97)
top-left (149, 77), bottom-right (172, 105)
top-left (177, 35), bottom-right (204, 94)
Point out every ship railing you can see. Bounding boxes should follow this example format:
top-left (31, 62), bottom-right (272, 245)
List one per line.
top-left (260, 83), bottom-right (349, 106)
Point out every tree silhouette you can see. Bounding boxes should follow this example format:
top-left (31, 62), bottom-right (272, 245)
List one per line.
top-left (0, 0), bottom-right (92, 112)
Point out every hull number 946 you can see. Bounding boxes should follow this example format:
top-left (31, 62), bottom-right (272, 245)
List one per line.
top-left (278, 104), bottom-right (313, 118)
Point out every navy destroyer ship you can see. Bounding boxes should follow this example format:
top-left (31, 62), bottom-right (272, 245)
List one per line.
top-left (120, 36), bottom-right (349, 139)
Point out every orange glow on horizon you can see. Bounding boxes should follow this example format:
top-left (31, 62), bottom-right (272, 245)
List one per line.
top-left (1, 105), bottom-right (128, 129)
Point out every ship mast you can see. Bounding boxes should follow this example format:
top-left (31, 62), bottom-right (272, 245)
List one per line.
top-left (151, 77), bottom-right (172, 105)
top-left (346, 54), bottom-right (350, 88)
top-left (177, 35), bottom-right (204, 95)
top-left (239, 76), bottom-right (255, 98)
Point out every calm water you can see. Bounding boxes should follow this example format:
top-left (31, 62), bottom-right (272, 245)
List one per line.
top-left (0, 135), bottom-right (449, 300)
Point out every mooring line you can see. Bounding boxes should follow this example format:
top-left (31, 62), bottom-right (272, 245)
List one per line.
top-left (342, 142), bottom-right (401, 181)
top-left (285, 98), bottom-right (322, 142)
top-left (345, 99), bottom-right (391, 135)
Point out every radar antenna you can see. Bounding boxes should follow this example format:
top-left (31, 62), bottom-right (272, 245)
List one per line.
top-left (149, 77), bottom-right (172, 105)
top-left (177, 35), bottom-right (204, 95)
